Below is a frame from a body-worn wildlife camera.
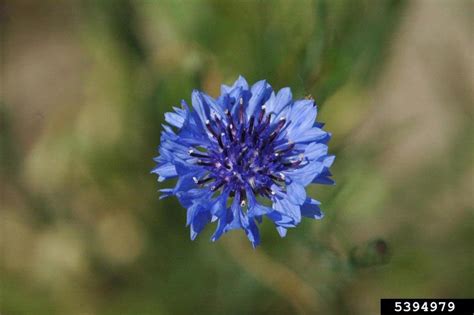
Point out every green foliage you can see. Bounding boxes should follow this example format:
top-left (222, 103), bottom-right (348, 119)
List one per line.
top-left (2, 0), bottom-right (472, 314)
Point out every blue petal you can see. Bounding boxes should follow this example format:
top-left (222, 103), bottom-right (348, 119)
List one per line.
top-left (272, 103), bottom-right (291, 125)
top-left (273, 197), bottom-right (301, 224)
top-left (286, 181), bottom-right (306, 205)
top-left (312, 168), bottom-right (335, 185)
top-left (151, 163), bottom-right (177, 182)
top-left (177, 188), bottom-right (210, 209)
top-left (161, 124), bottom-right (175, 135)
top-left (289, 127), bottom-right (328, 144)
top-left (225, 190), bottom-right (261, 247)
top-left (164, 112), bottom-right (185, 128)
top-left (231, 89), bottom-right (252, 117)
top-left (283, 159), bottom-right (325, 186)
top-left (189, 203), bottom-right (212, 240)
top-left (304, 142), bottom-right (328, 160)
top-left (210, 191), bottom-right (229, 216)
top-left (177, 109), bottom-right (210, 145)
top-left (211, 208), bottom-right (232, 242)
top-left (225, 194), bottom-right (244, 231)
top-left (286, 100), bottom-right (317, 137)
top-left (244, 217), bottom-right (260, 248)
top-left (301, 198), bottom-right (324, 220)
top-left (310, 155), bottom-right (335, 185)
top-left (173, 161), bottom-right (209, 207)
top-left (249, 203), bottom-right (272, 217)
top-left (234, 197), bottom-right (260, 247)
top-left (186, 202), bottom-right (199, 227)
top-left (220, 75), bottom-right (249, 94)
top-left (210, 192), bottom-right (231, 242)
top-left (158, 143), bottom-right (189, 163)
top-left (234, 75), bottom-right (249, 90)
top-left (201, 92), bottom-right (226, 120)
top-left (159, 188), bottom-right (173, 199)
top-left (323, 155), bottom-right (335, 168)
top-left (276, 226), bottom-right (287, 237)
top-left (266, 211), bottom-right (296, 228)
top-left (271, 87), bottom-right (292, 115)
top-left (173, 159), bottom-right (204, 176)
top-left (246, 189), bottom-right (272, 217)
top-left (191, 90), bottom-right (210, 126)
top-left (246, 80), bottom-right (272, 118)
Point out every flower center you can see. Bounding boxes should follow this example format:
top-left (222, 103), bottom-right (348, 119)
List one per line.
top-left (189, 98), bottom-right (303, 203)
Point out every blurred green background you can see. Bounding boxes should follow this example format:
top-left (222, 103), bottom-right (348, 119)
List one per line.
top-left (1, 0), bottom-right (473, 314)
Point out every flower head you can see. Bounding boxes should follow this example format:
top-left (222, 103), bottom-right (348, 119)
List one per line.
top-left (152, 76), bottom-right (334, 247)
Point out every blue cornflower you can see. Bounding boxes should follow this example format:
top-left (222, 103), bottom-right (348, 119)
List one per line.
top-left (152, 76), bottom-right (334, 247)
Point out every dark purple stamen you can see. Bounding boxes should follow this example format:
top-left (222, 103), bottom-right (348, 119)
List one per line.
top-left (238, 99), bottom-right (244, 124)
top-left (239, 188), bottom-right (247, 207)
top-left (189, 149), bottom-right (209, 158)
top-left (236, 147), bottom-right (248, 164)
top-left (283, 159), bottom-right (303, 168)
top-left (194, 104), bottom-right (304, 203)
top-left (267, 130), bottom-right (279, 145)
top-left (258, 106), bottom-right (266, 123)
top-left (248, 116), bottom-right (255, 135)
top-left (227, 124), bottom-right (234, 142)
top-left (210, 180), bottom-right (225, 192)
top-left (240, 128), bottom-right (246, 143)
top-left (197, 160), bottom-right (215, 167)
top-left (193, 176), bottom-right (214, 185)
top-left (205, 120), bottom-right (218, 138)
top-left (225, 109), bottom-right (233, 126)
top-left (224, 158), bottom-right (232, 170)
top-left (259, 113), bottom-right (271, 133)
top-left (270, 173), bottom-right (285, 182)
top-left (215, 116), bottom-right (224, 130)
top-left (260, 187), bottom-right (272, 198)
top-left (252, 131), bottom-right (259, 146)
top-left (277, 142), bottom-right (295, 155)
top-left (217, 133), bottom-right (224, 148)
top-left (275, 117), bottom-right (286, 132)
